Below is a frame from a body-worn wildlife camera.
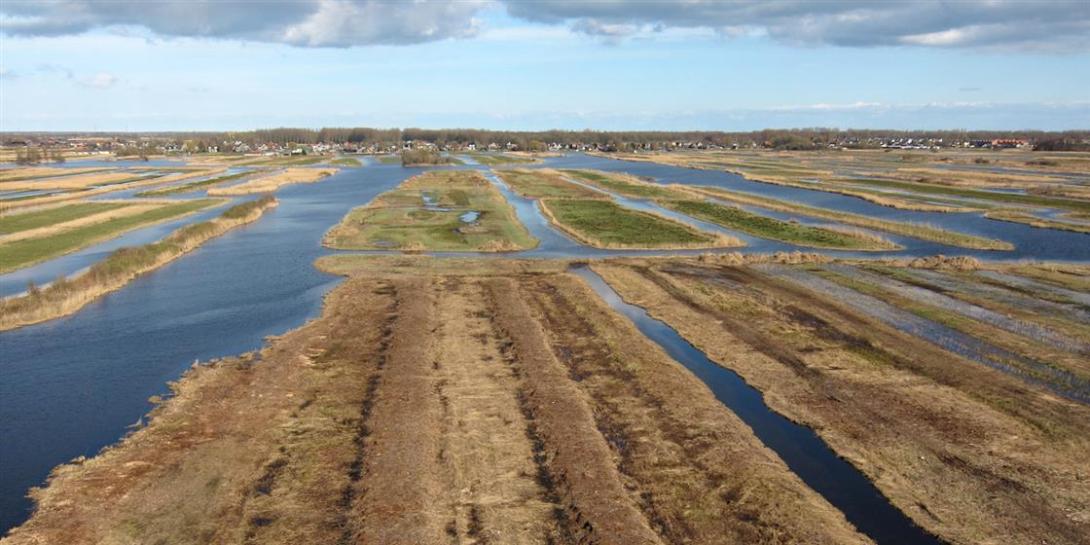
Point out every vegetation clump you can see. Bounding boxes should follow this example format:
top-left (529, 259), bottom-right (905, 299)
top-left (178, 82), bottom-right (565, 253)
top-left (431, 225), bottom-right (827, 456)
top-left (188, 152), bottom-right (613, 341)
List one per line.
top-left (400, 149), bottom-right (449, 166)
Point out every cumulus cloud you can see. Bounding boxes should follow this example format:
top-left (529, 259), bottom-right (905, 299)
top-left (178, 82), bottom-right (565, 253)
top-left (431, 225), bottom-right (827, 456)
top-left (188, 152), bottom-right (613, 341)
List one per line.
top-left (504, 0), bottom-right (1090, 51)
top-left (2, 0), bottom-right (1088, 51)
top-left (79, 72), bottom-right (118, 88)
top-left (0, 0), bottom-right (486, 47)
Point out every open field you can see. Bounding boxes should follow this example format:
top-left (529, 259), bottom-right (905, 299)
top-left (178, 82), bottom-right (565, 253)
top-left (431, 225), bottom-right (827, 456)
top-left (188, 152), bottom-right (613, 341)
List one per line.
top-left (1, 197), bottom-right (278, 331)
top-left (4, 257), bottom-right (877, 545)
top-left (0, 199), bottom-right (221, 273)
top-left (496, 169), bottom-right (605, 199)
top-left (540, 198), bottom-right (738, 249)
top-left (687, 185), bottom-right (1015, 250)
top-left (207, 168), bottom-right (336, 195)
top-left (136, 171), bottom-right (252, 197)
top-left (325, 170), bottom-right (537, 252)
top-left (590, 257), bottom-right (1090, 545)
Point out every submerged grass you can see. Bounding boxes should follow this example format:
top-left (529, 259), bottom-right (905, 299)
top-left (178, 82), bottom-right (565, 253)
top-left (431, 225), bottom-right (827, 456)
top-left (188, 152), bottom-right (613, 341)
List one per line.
top-left (0, 196), bottom-right (277, 330)
top-left (688, 185), bottom-right (1013, 250)
top-left (841, 177), bottom-right (1090, 213)
top-left (662, 199), bottom-right (898, 250)
top-left (984, 210), bottom-right (1090, 234)
top-left (0, 199), bottom-right (221, 273)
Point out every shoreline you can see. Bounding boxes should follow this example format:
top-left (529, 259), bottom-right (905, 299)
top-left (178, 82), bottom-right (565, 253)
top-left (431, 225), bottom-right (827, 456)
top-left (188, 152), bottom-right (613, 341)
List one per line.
top-left (0, 197), bottom-right (278, 331)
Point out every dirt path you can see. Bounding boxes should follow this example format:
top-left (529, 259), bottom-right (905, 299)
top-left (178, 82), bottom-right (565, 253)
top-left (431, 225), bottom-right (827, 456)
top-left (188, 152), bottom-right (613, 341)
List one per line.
top-left (433, 278), bottom-right (560, 543)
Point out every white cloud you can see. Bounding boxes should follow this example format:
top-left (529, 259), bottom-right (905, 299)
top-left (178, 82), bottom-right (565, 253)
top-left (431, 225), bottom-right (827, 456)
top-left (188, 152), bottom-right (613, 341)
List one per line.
top-left (0, 0), bottom-right (488, 47)
top-left (79, 72), bottom-right (118, 88)
top-left (505, 0), bottom-right (1090, 52)
top-left (2, 0), bottom-right (1088, 51)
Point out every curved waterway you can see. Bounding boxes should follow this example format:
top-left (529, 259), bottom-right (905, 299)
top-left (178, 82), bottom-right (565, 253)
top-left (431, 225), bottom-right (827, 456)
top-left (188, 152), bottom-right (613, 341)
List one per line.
top-left (0, 165), bottom-right (415, 531)
top-left (571, 265), bottom-right (943, 545)
top-left (539, 154), bottom-right (1090, 262)
top-left (2, 154), bottom-right (1087, 535)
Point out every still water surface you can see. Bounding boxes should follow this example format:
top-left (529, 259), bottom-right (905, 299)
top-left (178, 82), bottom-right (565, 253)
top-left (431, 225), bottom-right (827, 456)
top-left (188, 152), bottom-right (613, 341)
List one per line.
top-left (0, 166), bottom-right (412, 530)
top-left (572, 265), bottom-right (943, 545)
top-left (2, 154), bottom-right (1087, 533)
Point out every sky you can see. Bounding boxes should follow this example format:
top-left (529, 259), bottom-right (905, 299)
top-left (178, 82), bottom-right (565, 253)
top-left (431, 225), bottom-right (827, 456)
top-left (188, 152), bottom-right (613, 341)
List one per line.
top-left (1, 0), bottom-right (1088, 132)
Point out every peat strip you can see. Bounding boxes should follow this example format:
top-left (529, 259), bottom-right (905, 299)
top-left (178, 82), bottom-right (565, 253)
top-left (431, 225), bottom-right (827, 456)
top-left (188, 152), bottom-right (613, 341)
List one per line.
top-left (572, 265), bottom-right (943, 545)
top-left (352, 277), bottom-right (448, 544)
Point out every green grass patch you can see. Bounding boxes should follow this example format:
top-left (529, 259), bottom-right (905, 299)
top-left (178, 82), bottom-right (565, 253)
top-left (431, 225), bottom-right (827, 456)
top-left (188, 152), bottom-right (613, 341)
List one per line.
top-left (663, 200), bottom-right (896, 250)
top-left (325, 170), bottom-right (536, 252)
top-left (498, 170), bottom-right (604, 200)
top-left (542, 199), bottom-right (719, 248)
top-left (0, 202), bottom-right (133, 234)
top-left (248, 156), bottom-right (323, 167)
top-left (468, 153), bottom-right (535, 166)
top-left (0, 199), bottom-right (221, 273)
top-left (561, 169), bottom-right (679, 199)
top-left (329, 157), bottom-right (363, 167)
top-left (136, 172), bottom-right (251, 197)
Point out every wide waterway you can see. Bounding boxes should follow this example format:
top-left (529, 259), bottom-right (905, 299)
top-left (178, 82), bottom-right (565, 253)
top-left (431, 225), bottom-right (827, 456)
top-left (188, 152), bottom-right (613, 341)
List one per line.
top-left (1, 154), bottom-right (1088, 533)
top-left (0, 165), bottom-right (412, 530)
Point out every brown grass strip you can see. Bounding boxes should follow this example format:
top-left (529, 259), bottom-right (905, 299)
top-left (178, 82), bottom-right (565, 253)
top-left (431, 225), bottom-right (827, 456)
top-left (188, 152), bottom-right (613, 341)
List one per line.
top-left (486, 277), bottom-right (664, 545)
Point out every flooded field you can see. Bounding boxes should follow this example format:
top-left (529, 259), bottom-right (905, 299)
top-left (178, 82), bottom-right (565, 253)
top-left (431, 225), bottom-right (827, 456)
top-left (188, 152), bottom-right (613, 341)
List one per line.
top-left (2, 152), bottom-right (1089, 543)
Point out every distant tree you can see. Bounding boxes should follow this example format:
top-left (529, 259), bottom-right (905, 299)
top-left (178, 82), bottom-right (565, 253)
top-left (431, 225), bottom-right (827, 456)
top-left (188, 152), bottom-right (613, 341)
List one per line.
top-left (400, 149), bottom-right (446, 166)
top-left (15, 148), bottom-right (42, 165)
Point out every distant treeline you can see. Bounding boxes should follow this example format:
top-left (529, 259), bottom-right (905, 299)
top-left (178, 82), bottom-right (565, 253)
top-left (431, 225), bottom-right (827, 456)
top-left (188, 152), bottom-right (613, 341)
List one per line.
top-left (5, 128), bottom-right (1089, 151)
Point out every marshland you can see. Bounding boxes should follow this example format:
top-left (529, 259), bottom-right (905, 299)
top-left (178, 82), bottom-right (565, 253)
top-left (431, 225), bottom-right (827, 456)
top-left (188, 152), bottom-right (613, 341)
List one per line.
top-left (1, 143), bottom-right (1089, 545)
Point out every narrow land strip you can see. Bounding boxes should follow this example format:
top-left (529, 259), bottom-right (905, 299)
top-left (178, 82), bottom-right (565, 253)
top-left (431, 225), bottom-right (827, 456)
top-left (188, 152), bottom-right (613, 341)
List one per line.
top-left (1, 197), bottom-right (278, 331)
top-left (0, 198), bottom-right (223, 273)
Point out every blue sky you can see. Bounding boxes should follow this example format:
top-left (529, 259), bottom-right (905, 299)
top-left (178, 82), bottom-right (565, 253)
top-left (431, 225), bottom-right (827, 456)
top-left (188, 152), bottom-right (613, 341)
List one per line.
top-left (1, 1), bottom-right (1088, 131)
